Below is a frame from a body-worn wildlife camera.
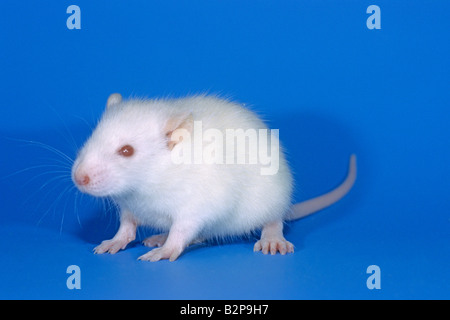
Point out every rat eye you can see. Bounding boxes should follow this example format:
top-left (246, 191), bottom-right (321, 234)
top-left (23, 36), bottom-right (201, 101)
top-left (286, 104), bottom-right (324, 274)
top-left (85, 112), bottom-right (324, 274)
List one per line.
top-left (117, 145), bottom-right (134, 157)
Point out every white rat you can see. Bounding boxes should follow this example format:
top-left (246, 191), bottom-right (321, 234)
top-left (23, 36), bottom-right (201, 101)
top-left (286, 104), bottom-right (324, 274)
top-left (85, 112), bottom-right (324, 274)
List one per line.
top-left (72, 93), bottom-right (356, 262)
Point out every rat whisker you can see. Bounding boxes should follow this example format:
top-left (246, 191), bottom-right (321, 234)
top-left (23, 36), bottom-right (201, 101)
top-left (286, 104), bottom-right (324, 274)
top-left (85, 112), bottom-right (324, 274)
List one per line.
top-left (21, 174), bottom-right (72, 214)
top-left (35, 179), bottom-right (73, 227)
top-left (1, 164), bottom-right (70, 181)
top-left (72, 114), bottom-right (95, 132)
top-left (36, 157), bottom-right (74, 170)
top-left (8, 137), bottom-right (74, 164)
top-left (73, 188), bottom-right (83, 229)
top-left (59, 184), bottom-right (76, 234)
top-left (44, 101), bottom-right (81, 153)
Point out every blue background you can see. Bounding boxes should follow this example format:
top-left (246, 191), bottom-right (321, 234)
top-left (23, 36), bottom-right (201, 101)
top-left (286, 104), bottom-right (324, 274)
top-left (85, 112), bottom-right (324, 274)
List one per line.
top-left (0, 0), bottom-right (448, 299)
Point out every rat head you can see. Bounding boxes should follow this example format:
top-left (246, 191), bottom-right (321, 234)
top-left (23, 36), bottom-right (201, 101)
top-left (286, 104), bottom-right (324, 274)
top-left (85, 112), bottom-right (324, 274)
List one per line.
top-left (72, 93), bottom-right (192, 197)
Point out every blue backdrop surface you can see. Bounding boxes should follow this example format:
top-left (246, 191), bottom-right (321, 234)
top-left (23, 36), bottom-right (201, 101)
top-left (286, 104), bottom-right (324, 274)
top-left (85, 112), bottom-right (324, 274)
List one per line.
top-left (0, 1), bottom-right (448, 299)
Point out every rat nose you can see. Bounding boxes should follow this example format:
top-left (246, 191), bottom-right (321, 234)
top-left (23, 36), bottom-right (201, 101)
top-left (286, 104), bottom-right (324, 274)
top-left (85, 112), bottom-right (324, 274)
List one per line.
top-left (75, 172), bottom-right (90, 186)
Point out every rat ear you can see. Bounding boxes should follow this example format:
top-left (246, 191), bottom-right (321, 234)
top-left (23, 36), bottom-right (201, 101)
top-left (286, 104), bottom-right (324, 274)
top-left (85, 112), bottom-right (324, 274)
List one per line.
top-left (106, 93), bottom-right (123, 108)
top-left (165, 112), bottom-right (193, 150)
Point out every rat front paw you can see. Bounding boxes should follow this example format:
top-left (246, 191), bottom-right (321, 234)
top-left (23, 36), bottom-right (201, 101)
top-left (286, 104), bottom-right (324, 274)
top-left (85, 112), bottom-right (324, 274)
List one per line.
top-left (137, 246), bottom-right (183, 262)
top-left (93, 238), bottom-right (133, 254)
top-left (253, 238), bottom-right (294, 255)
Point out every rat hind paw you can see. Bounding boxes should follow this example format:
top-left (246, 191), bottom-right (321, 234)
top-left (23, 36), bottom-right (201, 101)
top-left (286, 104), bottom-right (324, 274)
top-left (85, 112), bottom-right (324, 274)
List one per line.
top-left (142, 233), bottom-right (168, 248)
top-left (253, 238), bottom-right (294, 255)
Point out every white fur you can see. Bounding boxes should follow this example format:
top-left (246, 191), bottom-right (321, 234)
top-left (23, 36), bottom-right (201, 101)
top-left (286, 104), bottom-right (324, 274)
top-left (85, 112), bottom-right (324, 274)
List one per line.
top-left (72, 94), bottom-right (356, 261)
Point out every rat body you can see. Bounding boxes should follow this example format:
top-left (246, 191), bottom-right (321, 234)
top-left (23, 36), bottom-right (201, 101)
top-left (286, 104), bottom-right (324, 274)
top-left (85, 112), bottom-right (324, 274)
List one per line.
top-left (72, 94), bottom-right (356, 261)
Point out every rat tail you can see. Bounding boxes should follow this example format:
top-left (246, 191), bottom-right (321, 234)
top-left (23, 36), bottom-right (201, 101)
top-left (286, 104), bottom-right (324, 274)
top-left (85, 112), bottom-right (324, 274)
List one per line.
top-left (286, 154), bottom-right (357, 221)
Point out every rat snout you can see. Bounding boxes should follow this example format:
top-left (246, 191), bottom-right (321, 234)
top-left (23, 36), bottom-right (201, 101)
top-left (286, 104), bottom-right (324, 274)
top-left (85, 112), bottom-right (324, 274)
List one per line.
top-left (74, 171), bottom-right (90, 186)
top-left (72, 162), bottom-right (113, 197)
top-left (72, 159), bottom-right (93, 188)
